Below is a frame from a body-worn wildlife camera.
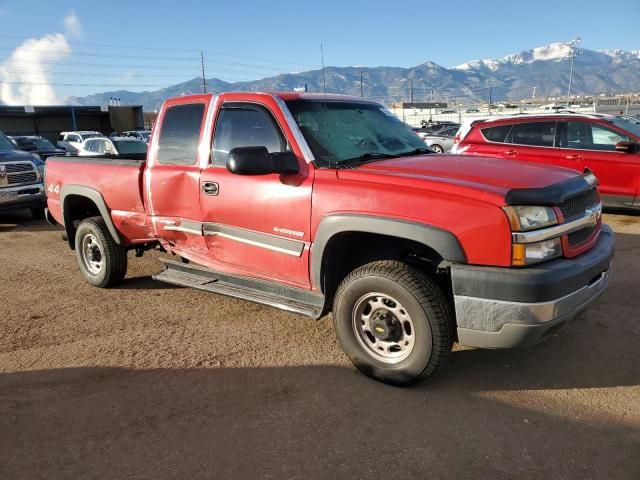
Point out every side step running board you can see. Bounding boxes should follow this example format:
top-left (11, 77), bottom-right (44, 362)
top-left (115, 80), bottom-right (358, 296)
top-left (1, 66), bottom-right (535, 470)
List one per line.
top-left (153, 258), bottom-right (325, 319)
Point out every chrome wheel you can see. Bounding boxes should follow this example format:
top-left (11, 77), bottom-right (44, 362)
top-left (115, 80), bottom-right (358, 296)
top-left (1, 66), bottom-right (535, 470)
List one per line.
top-left (430, 144), bottom-right (444, 153)
top-left (352, 292), bottom-right (415, 364)
top-left (80, 233), bottom-right (104, 275)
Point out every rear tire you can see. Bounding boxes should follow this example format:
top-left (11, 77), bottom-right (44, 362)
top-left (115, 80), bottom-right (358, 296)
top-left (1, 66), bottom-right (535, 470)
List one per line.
top-left (333, 260), bottom-right (453, 386)
top-left (75, 216), bottom-right (127, 288)
top-left (430, 144), bottom-right (444, 153)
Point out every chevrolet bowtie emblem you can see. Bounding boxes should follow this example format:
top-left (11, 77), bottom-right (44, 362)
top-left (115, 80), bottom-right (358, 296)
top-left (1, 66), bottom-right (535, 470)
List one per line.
top-left (585, 206), bottom-right (601, 227)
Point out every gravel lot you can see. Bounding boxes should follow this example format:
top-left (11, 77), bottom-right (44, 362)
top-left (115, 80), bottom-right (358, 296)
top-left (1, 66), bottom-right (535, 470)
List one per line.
top-left (0, 210), bottom-right (638, 479)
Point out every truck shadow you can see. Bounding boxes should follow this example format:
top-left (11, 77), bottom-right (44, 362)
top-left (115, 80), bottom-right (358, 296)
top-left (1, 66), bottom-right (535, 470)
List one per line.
top-left (0, 365), bottom-right (637, 479)
top-left (117, 275), bottom-right (182, 290)
top-left (0, 211), bottom-right (63, 233)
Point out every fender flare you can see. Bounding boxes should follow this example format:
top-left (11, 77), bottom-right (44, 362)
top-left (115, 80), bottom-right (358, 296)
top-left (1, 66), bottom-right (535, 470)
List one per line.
top-left (311, 214), bottom-right (467, 290)
top-left (60, 185), bottom-right (122, 248)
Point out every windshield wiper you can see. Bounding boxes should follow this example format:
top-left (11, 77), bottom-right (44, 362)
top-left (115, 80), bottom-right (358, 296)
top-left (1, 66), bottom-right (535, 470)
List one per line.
top-left (333, 152), bottom-right (397, 169)
top-left (395, 147), bottom-right (433, 157)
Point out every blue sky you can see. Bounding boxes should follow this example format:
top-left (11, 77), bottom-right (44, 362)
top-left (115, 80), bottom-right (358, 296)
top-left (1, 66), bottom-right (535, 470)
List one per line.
top-left (0, 0), bottom-right (638, 101)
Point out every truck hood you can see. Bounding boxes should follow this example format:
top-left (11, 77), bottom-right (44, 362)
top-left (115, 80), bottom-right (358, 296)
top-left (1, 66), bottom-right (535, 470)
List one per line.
top-left (338, 154), bottom-right (581, 205)
top-left (0, 149), bottom-right (36, 163)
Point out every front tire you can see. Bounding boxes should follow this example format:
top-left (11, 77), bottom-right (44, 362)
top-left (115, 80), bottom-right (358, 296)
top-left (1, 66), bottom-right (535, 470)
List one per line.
top-left (333, 261), bottom-right (453, 386)
top-left (75, 217), bottom-right (127, 288)
top-left (430, 144), bottom-right (444, 153)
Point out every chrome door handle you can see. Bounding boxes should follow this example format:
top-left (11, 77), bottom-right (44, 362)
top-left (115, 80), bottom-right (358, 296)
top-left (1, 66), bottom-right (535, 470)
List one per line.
top-left (505, 149), bottom-right (518, 156)
top-left (201, 181), bottom-right (219, 196)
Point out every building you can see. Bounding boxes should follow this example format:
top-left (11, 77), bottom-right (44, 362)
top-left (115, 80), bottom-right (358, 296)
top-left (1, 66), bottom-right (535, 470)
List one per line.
top-left (0, 105), bottom-right (144, 142)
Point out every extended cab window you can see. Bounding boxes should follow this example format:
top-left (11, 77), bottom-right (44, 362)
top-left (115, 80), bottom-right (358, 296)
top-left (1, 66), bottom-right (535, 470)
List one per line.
top-left (157, 103), bottom-right (205, 165)
top-left (563, 121), bottom-right (629, 151)
top-left (505, 122), bottom-right (556, 147)
top-left (212, 105), bottom-right (286, 166)
top-left (481, 124), bottom-right (512, 143)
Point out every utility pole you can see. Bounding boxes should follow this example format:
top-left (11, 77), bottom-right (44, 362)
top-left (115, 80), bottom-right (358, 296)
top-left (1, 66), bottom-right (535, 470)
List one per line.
top-left (532, 86), bottom-right (537, 103)
top-left (200, 51), bottom-right (207, 94)
top-left (410, 78), bottom-right (413, 104)
top-left (566, 37), bottom-right (581, 107)
top-left (360, 69), bottom-right (364, 97)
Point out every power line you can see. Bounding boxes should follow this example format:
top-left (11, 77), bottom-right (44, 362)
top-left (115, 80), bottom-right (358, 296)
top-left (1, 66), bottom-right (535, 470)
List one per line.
top-left (0, 81), bottom-right (173, 88)
top-left (0, 34), bottom-right (318, 67)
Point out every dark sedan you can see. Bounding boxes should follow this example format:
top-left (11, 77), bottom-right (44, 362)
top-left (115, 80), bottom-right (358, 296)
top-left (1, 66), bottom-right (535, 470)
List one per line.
top-left (12, 136), bottom-right (66, 161)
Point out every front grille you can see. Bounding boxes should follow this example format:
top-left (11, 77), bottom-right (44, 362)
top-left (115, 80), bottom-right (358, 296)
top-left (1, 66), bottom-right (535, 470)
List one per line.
top-left (559, 188), bottom-right (598, 222)
top-left (3, 162), bottom-right (39, 185)
top-left (568, 225), bottom-right (597, 246)
top-left (5, 163), bottom-right (34, 173)
top-left (8, 171), bottom-right (38, 184)
top-left (559, 187), bottom-right (600, 249)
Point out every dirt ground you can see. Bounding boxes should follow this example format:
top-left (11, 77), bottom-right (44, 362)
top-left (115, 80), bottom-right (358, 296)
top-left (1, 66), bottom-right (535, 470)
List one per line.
top-left (0, 210), bottom-right (638, 480)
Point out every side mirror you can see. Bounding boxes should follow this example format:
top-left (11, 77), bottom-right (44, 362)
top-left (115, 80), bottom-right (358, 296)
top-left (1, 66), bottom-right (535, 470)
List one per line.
top-left (21, 141), bottom-right (38, 151)
top-left (615, 141), bottom-right (640, 154)
top-left (227, 146), bottom-right (299, 175)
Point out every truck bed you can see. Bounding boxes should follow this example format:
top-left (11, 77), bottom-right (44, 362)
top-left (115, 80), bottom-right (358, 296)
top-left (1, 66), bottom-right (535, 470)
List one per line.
top-left (46, 156), bottom-right (154, 245)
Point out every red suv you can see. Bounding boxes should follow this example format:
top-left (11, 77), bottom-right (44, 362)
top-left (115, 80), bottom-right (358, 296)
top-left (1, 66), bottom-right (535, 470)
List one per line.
top-left (453, 114), bottom-right (640, 210)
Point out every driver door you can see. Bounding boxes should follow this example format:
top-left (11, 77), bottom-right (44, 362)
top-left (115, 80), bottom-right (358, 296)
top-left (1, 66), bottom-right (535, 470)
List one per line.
top-left (198, 100), bottom-right (313, 288)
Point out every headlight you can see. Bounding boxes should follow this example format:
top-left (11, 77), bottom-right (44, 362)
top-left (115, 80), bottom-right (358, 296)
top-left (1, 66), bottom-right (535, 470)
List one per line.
top-left (512, 238), bottom-right (562, 266)
top-left (504, 205), bottom-right (558, 231)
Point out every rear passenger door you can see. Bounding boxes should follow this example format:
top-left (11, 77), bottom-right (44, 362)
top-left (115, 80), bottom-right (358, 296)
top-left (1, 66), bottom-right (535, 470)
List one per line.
top-left (146, 99), bottom-right (209, 260)
top-left (557, 121), bottom-right (638, 207)
top-left (502, 121), bottom-right (584, 171)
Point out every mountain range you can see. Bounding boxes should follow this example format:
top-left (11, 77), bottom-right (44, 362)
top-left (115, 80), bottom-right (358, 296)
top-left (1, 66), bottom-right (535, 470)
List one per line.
top-left (69, 42), bottom-right (640, 110)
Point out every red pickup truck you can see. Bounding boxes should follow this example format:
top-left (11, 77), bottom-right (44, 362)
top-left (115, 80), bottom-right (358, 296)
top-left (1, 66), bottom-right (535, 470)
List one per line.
top-left (45, 92), bottom-right (614, 385)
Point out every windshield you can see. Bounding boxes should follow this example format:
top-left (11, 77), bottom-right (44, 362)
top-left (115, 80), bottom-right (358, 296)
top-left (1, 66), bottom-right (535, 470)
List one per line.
top-left (140, 131), bottom-right (150, 140)
top-left (0, 132), bottom-right (16, 150)
top-left (29, 137), bottom-right (56, 149)
top-left (82, 133), bottom-right (103, 141)
top-left (285, 100), bottom-right (429, 167)
top-left (113, 140), bottom-right (148, 155)
top-left (611, 117), bottom-right (640, 139)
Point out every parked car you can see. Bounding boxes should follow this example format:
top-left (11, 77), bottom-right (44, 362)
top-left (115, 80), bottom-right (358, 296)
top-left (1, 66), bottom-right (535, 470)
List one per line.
top-left (0, 130), bottom-right (46, 217)
top-left (453, 113), bottom-right (640, 210)
top-left (420, 126), bottom-right (458, 153)
top-left (79, 136), bottom-right (147, 158)
top-left (11, 135), bottom-right (66, 161)
top-left (465, 108), bottom-right (480, 113)
top-left (45, 92), bottom-right (613, 386)
top-left (419, 120), bottom-right (460, 131)
top-left (122, 130), bottom-right (151, 143)
top-left (57, 131), bottom-right (105, 154)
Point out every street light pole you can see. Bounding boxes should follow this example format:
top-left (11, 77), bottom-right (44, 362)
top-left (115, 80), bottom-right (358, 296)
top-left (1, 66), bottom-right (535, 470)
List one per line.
top-left (567, 37), bottom-right (581, 108)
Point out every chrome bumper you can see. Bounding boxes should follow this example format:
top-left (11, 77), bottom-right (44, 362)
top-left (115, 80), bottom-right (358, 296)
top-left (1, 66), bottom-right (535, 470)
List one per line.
top-left (452, 224), bottom-right (614, 349)
top-left (0, 183), bottom-right (46, 211)
top-left (455, 269), bottom-right (609, 348)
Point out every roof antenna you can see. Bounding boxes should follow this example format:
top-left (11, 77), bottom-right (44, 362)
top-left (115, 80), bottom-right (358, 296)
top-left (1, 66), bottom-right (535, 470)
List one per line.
top-left (320, 43), bottom-right (327, 98)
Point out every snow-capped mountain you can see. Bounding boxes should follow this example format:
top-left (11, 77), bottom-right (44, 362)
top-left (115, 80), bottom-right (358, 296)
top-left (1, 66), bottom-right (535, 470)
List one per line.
top-left (69, 42), bottom-right (640, 110)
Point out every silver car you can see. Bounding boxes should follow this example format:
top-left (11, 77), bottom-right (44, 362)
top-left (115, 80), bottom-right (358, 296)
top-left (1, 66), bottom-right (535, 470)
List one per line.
top-left (420, 126), bottom-right (458, 153)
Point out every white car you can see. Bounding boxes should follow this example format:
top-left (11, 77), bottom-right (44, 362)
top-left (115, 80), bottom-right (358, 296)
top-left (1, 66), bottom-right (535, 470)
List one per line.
top-left (57, 131), bottom-right (105, 154)
top-left (79, 136), bottom-right (148, 157)
top-left (122, 130), bottom-right (151, 143)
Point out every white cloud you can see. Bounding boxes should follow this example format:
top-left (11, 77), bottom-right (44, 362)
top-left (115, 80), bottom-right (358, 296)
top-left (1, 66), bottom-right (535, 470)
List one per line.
top-left (0, 11), bottom-right (81, 105)
top-left (64, 9), bottom-right (82, 38)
